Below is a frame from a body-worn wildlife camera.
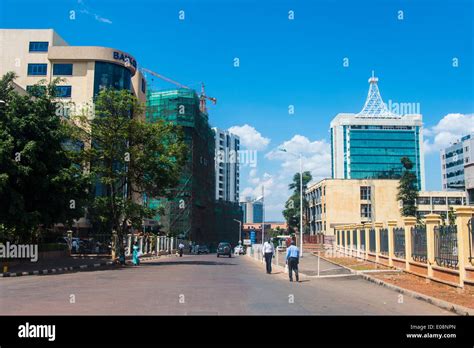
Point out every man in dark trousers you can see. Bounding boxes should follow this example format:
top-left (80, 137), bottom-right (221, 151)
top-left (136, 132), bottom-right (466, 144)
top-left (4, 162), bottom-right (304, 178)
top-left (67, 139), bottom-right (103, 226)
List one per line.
top-left (286, 240), bottom-right (300, 282)
top-left (262, 238), bottom-right (275, 274)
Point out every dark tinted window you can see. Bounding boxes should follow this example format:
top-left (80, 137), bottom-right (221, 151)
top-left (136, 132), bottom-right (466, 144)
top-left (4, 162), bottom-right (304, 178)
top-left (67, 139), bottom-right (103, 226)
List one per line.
top-left (27, 63), bottom-right (47, 75)
top-left (53, 63), bottom-right (73, 75)
top-left (29, 41), bottom-right (49, 52)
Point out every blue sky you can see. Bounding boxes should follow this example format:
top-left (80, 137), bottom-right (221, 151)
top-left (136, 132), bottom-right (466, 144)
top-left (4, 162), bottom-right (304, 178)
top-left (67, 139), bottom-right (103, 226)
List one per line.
top-left (1, 0), bottom-right (473, 220)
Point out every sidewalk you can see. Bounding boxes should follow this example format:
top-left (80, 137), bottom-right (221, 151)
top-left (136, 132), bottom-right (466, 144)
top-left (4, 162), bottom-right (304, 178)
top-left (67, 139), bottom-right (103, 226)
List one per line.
top-left (0, 253), bottom-right (163, 278)
top-left (273, 251), bottom-right (352, 277)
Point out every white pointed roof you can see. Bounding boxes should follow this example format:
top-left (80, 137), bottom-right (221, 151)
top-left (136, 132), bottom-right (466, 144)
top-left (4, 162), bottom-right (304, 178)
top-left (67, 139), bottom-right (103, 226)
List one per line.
top-left (356, 71), bottom-right (400, 119)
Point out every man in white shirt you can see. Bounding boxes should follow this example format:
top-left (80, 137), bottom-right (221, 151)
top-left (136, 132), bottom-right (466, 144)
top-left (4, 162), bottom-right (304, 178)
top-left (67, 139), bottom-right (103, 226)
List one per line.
top-left (262, 239), bottom-right (275, 274)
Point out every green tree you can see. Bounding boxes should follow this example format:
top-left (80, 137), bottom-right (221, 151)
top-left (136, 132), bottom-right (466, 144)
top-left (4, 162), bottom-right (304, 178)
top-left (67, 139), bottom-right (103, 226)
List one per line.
top-left (282, 171), bottom-right (312, 233)
top-left (72, 88), bottom-right (187, 257)
top-left (397, 157), bottom-right (419, 217)
top-left (0, 72), bottom-right (90, 243)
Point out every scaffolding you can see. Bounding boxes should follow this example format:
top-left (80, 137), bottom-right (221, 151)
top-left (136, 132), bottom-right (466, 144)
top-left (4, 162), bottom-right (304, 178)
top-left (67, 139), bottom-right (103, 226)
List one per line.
top-left (145, 88), bottom-right (216, 244)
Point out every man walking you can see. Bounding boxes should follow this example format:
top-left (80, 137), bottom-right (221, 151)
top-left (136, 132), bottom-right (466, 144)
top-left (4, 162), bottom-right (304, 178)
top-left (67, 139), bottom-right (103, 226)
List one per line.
top-left (262, 238), bottom-right (275, 274)
top-left (286, 240), bottom-right (300, 282)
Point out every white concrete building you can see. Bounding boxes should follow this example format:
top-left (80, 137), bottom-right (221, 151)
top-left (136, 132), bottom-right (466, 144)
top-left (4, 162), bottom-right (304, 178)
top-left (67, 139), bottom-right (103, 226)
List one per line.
top-left (440, 134), bottom-right (474, 191)
top-left (330, 73), bottom-right (425, 190)
top-left (213, 128), bottom-right (240, 202)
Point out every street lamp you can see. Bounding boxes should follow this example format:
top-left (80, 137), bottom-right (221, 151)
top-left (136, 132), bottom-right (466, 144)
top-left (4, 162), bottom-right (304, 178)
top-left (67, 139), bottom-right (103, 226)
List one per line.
top-left (279, 148), bottom-right (304, 257)
top-left (232, 219), bottom-right (242, 244)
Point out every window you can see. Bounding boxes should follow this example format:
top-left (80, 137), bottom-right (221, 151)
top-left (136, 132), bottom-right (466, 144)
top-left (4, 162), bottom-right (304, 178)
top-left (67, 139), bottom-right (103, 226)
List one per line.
top-left (361, 204), bottom-right (372, 218)
top-left (53, 64), bottom-right (73, 76)
top-left (417, 197), bottom-right (431, 205)
top-left (141, 77), bottom-right (146, 93)
top-left (94, 61), bottom-right (131, 96)
top-left (26, 85), bottom-right (46, 97)
top-left (432, 197), bottom-right (446, 205)
top-left (55, 86), bottom-right (72, 98)
top-left (360, 186), bottom-right (371, 200)
top-left (27, 63), bottom-right (47, 76)
top-left (29, 41), bottom-right (49, 52)
top-left (447, 197), bottom-right (462, 205)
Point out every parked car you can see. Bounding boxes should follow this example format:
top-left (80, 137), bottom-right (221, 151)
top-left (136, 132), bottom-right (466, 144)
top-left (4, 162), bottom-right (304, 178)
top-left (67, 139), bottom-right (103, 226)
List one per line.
top-left (217, 242), bottom-right (232, 258)
top-left (234, 244), bottom-right (245, 255)
top-left (197, 245), bottom-right (210, 254)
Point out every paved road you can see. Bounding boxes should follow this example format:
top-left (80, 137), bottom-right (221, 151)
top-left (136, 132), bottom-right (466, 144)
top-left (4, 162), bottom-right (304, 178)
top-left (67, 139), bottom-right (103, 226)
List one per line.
top-left (0, 253), bottom-right (450, 315)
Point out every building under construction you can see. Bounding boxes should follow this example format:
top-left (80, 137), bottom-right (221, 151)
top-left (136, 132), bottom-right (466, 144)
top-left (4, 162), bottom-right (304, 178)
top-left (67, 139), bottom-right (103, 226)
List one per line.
top-left (146, 88), bottom-right (217, 245)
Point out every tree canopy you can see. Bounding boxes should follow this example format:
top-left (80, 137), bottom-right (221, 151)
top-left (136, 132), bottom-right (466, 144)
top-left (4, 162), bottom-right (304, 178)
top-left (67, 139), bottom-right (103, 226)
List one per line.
top-left (71, 88), bottom-right (187, 253)
top-left (282, 171), bottom-right (312, 233)
top-left (397, 156), bottom-right (419, 217)
top-left (0, 72), bottom-right (90, 243)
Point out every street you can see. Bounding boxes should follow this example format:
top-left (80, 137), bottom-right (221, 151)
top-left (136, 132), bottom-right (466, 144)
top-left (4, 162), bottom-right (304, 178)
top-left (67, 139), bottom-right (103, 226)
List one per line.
top-left (0, 253), bottom-right (450, 315)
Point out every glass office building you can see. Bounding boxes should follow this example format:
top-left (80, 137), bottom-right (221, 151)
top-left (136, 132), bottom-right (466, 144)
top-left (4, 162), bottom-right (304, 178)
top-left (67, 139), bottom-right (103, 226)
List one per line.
top-left (330, 74), bottom-right (425, 190)
top-left (440, 133), bottom-right (474, 191)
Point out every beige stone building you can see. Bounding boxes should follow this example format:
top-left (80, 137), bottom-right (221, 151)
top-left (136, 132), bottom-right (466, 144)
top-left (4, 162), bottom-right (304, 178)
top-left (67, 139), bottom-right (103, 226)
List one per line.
top-left (0, 29), bottom-right (147, 231)
top-left (305, 179), bottom-right (467, 236)
top-left (0, 29), bottom-right (146, 111)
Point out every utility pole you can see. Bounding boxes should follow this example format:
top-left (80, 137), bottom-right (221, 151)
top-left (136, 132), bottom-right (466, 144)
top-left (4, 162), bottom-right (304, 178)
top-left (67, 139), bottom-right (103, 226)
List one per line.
top-left (299, 153), bottom-right (303, 257)
top-left (261, 185), bottom-right (265, 245)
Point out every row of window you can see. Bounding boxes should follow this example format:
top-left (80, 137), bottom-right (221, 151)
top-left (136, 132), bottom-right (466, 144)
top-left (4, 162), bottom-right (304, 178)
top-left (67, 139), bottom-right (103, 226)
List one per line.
top-left (26, 85), bottom-right (72, 98)
top-left (416, 197), bottom-right (464, 205)
top-left (27, 63), bottom-right (74, 76)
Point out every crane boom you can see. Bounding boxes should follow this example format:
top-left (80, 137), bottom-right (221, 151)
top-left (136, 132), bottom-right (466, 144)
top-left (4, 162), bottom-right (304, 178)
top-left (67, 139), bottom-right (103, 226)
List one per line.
top-left (140, 67), bottom-right (217, 113)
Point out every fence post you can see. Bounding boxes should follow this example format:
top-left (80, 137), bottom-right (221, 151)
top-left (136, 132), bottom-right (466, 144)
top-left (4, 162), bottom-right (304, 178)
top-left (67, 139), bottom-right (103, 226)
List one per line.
top-left (356, 226), bottom-right (361, 259)
top-left (345, 229), bottom-right (350, 255)
top-left (455, 206), bottom-right (474, 287)
top-left (348, 227), bottom-right (353, 256)
top-left (363, 222), bottom-right (372, 260)
top-left (155, 236), bottom-right (159, 255)
top-left (374, 222), bottom-right (383, 264)
top-left (126, 234), bottom-right (131, 256)
top-left (425, 213), bottom-right (441, 279)
top-left (403, 216), bottom-right (416, 272)
top-left (359, 224), bottom-right (368, 260)
top-left (387, 220), bottom-right (397, 267)
top-left (111, 231), bottom-right (118, 260)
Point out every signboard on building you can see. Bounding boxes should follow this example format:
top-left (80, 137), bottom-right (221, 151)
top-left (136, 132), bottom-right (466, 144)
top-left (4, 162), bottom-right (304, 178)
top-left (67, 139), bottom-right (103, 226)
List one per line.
top-left (243, 239), bottom-right (251, 246)
top-left (250, 230), bottom-right (256, 244)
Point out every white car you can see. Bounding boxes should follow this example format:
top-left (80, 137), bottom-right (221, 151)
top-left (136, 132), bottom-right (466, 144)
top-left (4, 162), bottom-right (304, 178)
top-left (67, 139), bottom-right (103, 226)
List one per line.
top-left (234, 245), bottom-right (245, 255)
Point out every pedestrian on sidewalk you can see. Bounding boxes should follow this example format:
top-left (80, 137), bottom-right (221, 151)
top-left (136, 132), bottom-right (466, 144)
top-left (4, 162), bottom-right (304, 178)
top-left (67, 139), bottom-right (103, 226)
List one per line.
top-left (262, 238), bottom-right (275, 274)
top-left (132, 241), bottom-right (140, 266)
top-left (286, 240), bottom-right (300, 282)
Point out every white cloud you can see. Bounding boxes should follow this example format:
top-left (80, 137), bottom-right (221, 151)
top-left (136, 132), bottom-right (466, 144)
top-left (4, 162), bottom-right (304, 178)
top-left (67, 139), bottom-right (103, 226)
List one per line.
top-left (228, 124), bottom-right (270, 151)
top-left (424, 113), bottom-right (474, 154)
top-left (266, 134), bottom-right (331, 182)
top-left (78, 0), bottom-right (113, 24)
top-left (240, 134), bottom-right (331, 221)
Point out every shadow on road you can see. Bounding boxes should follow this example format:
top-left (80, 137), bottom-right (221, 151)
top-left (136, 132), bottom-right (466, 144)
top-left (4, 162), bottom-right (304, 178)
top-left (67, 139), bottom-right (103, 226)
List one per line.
top-left (141, 260), bottom-right (238, 267)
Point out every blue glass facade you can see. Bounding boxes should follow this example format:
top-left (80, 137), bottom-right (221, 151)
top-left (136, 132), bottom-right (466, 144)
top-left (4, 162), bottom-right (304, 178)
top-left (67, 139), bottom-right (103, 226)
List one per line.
top-left (348, 126), bottom-right (422, 189)
top-left (252, 202), bottom-right (263, 223)
top-left (93, 61), bottom-right (131, 96)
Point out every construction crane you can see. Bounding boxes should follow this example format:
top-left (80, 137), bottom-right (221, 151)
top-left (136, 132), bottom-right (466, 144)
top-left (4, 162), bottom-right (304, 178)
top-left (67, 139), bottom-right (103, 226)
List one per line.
top-left (140, 67), bottom-right (217, 113)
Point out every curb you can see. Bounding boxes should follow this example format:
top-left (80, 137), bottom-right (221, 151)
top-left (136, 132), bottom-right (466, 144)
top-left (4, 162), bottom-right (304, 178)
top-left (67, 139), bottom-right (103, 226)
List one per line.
top-left (0, 254), bottom-right (164, 278)
top-left (0, 260), bottom-right (116, 278)
top-left (359, 272), bottom-right (474, 316)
